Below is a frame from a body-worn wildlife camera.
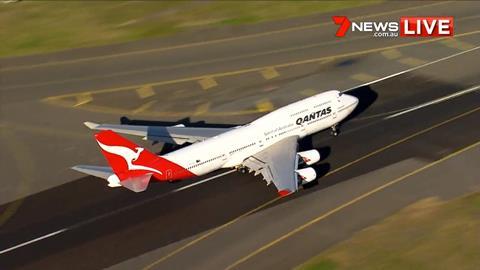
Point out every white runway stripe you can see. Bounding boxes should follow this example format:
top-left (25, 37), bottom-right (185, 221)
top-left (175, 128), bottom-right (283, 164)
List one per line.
top-left (342, 46), bottom-right (480, 93)
top-left (384, 85), bottom-right (480, 119)
top-left (0, 169), bottom-right (236, 255)
top-left (0, 229), bottom-right (67, 255)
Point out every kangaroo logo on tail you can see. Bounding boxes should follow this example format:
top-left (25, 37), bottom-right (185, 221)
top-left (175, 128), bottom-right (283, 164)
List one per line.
top-left (96, 141), bottom-right (162, 175)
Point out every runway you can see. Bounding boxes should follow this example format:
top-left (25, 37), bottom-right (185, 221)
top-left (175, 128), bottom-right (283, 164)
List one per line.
top-left (0, 1), bottom-right (479, 269)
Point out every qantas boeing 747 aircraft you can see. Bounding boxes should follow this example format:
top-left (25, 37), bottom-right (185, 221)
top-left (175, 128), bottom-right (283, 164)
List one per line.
top-left (73, 90), bottom-right (358, 196)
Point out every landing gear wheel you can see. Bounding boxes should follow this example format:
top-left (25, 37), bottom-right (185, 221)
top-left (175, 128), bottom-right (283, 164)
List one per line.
top-left (238, 167), bottom-right (248, 174)
top-left (330, 125), bottom-right (339, 137)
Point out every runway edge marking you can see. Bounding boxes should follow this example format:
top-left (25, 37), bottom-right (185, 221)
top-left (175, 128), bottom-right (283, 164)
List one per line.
top-left (141, 106), bottom-right (480, 269)
top-left (226, 139), bottom-right (480, 269)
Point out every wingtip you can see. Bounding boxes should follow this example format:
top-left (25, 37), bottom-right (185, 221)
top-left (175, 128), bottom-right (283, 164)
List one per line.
top-left (84, 121), bottom-right (99, 129)
top-left (278, 189), bottom-right (292, 197)
top-left (71, 165), bottom-right (84, 173)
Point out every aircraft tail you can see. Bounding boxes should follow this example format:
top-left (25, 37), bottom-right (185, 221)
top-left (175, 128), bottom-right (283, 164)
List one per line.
top-left (91, 130), bottom-right (195, 192)
top-left (93, 130), bottom-right (164, 192)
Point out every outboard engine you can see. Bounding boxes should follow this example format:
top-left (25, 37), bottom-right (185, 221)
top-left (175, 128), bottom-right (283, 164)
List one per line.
top-left (297, 150), bottom-right (321, 165)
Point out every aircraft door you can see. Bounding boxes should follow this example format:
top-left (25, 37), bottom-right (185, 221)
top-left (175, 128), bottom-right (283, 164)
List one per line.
top-left (166, 169), bottom-right (173, 180)
top-left (332, 94), bottom-right (340, 119)
top-left (300, 121), bottom-right (307, 136)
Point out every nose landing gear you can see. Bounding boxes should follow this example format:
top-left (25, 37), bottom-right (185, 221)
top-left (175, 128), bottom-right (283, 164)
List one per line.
top-left (330, 125), bottom-right (339, 137)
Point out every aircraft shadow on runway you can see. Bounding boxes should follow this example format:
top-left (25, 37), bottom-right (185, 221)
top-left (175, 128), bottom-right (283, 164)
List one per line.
top-left (342, 85), bottom-right (378, 122)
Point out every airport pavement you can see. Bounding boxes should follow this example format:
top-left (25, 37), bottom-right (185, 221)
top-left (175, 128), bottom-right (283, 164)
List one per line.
top-left (0, 1), bottom-right (479, 269)
top-left (0, 0), bottom-right (479, 204)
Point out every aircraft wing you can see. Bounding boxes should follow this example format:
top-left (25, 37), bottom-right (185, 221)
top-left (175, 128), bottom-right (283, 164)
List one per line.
top-left (242, 136), bottom-right (299, 196)
top-left (84, 122), bottom-right (231, 145)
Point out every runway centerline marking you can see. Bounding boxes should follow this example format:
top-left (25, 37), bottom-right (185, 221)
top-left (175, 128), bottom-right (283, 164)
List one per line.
top-left (225, 140), bottom-right (480, 269)
top-left (342, 46), bottom-right (480, 92)
top-left (141, 106), bottom-right (480, 269)
top-left (0, 169), bottom-right (236, 256)
top-left (353, 83), bottom-right (480, 121)
top-left (1, 1), bottom-right (451, 72)
top-left (0, 229), bottom-right (67, 255)
top-left (385, 84), bottom-right (480, 119)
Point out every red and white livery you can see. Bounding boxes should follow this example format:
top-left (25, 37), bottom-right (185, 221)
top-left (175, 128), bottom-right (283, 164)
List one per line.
top-left (73, 90), bottom-right (358, 196)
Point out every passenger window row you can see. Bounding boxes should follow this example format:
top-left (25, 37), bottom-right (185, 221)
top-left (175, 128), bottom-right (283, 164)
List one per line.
top-left (290, 109), bottom-right (308, 117)
top-left (314, 101), bottom-right (331, 108)
top-left (188, 154), bottom-right (225, 169)
top-left (229, 142), bottom-right (256, 154)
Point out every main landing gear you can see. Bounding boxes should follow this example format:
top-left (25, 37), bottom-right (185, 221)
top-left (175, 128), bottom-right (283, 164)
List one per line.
top-left (330, 124), bottom-right (339, 137)
top-left (238, 166), bottom-right (248, 174)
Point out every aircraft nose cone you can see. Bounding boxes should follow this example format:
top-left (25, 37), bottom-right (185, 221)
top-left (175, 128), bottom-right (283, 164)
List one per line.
top-left (351, 95), bottom-right (359, 107)
top-left (344, 94), bottom-right (359, 109)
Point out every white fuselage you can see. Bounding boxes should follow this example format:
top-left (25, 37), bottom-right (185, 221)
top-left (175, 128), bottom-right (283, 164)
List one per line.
top-left (163, 90), bottom-right (358, 178)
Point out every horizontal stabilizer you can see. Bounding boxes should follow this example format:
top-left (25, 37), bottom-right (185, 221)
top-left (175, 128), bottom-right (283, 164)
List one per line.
top-left (72, 165), bottom-right (152, 191)
top-left (71, 165), bottom-right (121, 187)
top-left (72, 165), bottom-right (113, 180)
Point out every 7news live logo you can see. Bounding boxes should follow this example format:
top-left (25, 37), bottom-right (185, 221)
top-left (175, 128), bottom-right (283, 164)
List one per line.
top-left (333, 16), bottom-right (454, 38)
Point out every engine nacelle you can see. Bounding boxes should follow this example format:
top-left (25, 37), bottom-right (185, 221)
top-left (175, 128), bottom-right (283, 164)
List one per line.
top-left (296, 167), bottom-right (317, 184)
top-left (297, 150), bottom-right (321, 166)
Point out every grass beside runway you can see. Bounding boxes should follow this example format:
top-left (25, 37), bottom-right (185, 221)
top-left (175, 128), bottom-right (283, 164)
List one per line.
top-left (297, 193), bottom-right (480, 270)
top-left (0, 1), bottom-right (380, 57)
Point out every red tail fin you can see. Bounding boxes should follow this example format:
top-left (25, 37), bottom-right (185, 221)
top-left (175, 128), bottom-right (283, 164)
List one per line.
top-left (94, 130), bottom-right (195, 184)
top-left (95, 130), bottom-right (163, 181)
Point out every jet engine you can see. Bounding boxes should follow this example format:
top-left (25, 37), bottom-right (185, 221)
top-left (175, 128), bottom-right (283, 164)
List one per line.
top-left (297, 150), bottom-right (321, 165)
top-left (296, 167), bottom-right (317, 184)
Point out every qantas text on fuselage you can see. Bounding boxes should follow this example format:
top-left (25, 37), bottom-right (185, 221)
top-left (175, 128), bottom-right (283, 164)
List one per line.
top-left (74, 90), bottom-right (359, 197)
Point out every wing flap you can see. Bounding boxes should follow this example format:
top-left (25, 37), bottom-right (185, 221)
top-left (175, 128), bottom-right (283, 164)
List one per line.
top-left (243, 136), bottom-right (299, 196)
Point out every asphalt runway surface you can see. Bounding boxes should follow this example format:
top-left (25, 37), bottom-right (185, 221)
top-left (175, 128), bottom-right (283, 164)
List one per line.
top-left (1, 1), bottom-right (480, 269)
